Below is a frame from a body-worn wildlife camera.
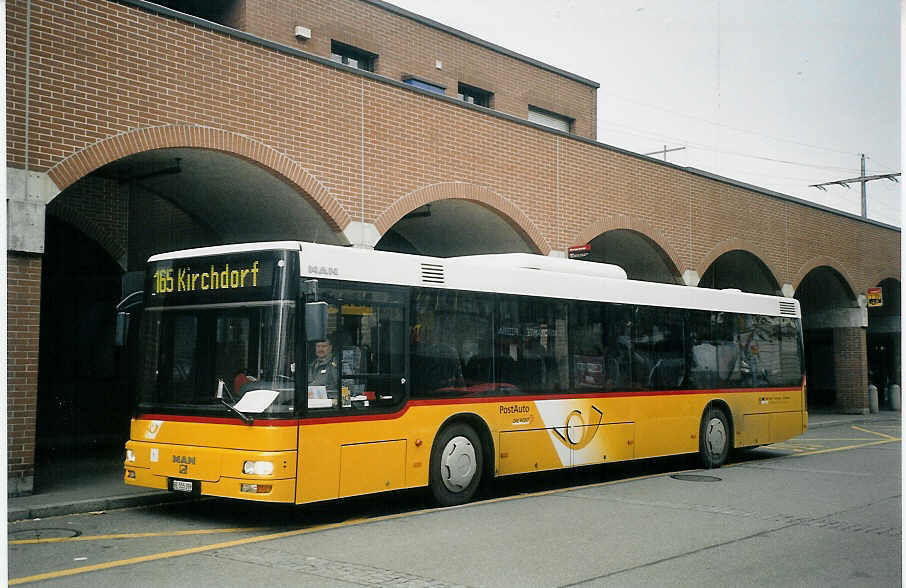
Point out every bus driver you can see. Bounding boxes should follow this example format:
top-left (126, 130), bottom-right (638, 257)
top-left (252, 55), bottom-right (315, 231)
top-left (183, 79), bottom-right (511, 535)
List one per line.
top-left (308, 339), bottom-right (339, 401)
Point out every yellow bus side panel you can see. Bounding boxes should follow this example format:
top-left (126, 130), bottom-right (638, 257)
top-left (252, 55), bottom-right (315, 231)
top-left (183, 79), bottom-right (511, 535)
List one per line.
top-left (498, 429), bottom-right (565, 475)
top-left (127, 386), bottom-right (806, 504)
top-left (771, 411), bottom-right (805, 444)
top-left (738, 413), bottom-right (771, 447)
top-left (572, 422), bottom-right (636, 465)
top-left (339, 440), bottom-right (407, 497)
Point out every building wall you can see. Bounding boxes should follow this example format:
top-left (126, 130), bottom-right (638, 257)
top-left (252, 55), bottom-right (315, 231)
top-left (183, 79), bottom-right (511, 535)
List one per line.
top-left (834, 328), bottom-right (870, 413)
top-left (46, 176), bottom-right (129, 268)
top-left (237, 0), bottom-right (599, 139)
top-left (8, 254), bottom-right (42, 496)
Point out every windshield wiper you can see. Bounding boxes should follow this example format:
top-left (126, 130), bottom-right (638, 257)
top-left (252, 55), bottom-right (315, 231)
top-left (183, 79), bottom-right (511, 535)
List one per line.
top-left (216, 379), bottom-right (254, 425)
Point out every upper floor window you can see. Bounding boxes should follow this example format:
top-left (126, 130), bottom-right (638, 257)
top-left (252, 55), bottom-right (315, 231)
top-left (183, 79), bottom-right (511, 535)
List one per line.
top-left (528, 105), bottom-right (573, 133)
top-left (457, 83), bottom-right (493, 108)
top-left (402, 76), bottom-right (446, 96)
top-left (330, 40), bottom-right (376, 72)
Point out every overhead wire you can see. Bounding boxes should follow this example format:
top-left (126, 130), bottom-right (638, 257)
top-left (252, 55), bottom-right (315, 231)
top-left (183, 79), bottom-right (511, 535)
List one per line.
top-left (599, 91), bottom-right (863, 157)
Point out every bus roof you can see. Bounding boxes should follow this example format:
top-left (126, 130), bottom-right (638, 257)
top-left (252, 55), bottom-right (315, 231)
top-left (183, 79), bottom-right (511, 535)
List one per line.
top-left (148, 241), bottom-right (801, 319)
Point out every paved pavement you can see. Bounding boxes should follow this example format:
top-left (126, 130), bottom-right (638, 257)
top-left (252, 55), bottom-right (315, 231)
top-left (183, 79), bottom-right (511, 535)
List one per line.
top-left (7, 410), bottom-right (900, 522)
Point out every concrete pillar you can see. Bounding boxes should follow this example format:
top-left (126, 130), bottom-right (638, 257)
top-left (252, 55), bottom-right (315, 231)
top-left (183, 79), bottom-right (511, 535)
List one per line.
top-left (833, 327), bottom-right (869, 414)
top-left (8, 252), bottom-right (43, 496)
top-left (341, 221), bottom-right (380, 249)
top-left (682, 269), bottom-right (700, 287)
top-left (7, 168), bottom-right (59, 254)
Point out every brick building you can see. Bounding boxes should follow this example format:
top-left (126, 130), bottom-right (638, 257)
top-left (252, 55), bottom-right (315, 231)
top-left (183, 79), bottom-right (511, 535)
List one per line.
top-left (6, 0), bottom-right (900, 495)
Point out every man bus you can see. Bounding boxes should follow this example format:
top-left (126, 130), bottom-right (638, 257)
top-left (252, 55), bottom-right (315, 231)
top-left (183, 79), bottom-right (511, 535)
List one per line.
top-left (124, 241), bottom-right (806, 506)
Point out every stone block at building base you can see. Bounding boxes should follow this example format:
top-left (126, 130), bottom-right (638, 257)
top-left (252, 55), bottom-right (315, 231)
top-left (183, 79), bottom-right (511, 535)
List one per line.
top-left (839, 408), bottom-right (870, 415)
top-left (8, 474), bottom-right (34, 497)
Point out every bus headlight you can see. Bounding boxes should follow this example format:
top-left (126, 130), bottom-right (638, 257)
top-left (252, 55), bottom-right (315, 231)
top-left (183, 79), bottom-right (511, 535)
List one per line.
top-left (125, 449), bottom-right (136, 462)
top-left (242, 460), bottom-right (274, 476)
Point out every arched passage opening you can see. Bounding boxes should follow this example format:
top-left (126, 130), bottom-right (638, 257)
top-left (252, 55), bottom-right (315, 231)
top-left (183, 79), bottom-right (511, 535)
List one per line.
top-left (699, 250), bottom-right (780, 295)
top-left (585, 229), bottom-right (681, 284)
top-left (35, 216), bottom-right (125, 489)
top-left (376, 199), bottom-right (538, 257)
top-left (35, 147), bottom-right (342, 489)
top-left (868, 278), bottom-right (901, 408)
top-left (795, 266), bottom-right (860, 410)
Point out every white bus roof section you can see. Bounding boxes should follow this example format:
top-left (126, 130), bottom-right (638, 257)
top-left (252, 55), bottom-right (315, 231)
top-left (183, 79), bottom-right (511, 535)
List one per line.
top-left (451, 253), bottom-right (628, 279)
top-left (297, 242), bottom-right (800, 319)
top-left (148, 241), bottom-right (302, 262)
top-left (148, 241), bottom-right (801, 319)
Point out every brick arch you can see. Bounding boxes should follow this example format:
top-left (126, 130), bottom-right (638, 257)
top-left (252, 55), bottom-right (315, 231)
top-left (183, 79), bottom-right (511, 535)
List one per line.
top-left (866, 273), bottom-right (901, 291)
top-left (45, 125), bottom-right (350, 231)
top-left (696, 238), bottom-right (782, 289)
top-left (792, 256), bottom-right (858, 300)
top-left (572, 214), bottom-right (683, 277)
top-left (374, 182), bottom-right (550, 255)
top-left (46, 200), bottom-right (127, 270)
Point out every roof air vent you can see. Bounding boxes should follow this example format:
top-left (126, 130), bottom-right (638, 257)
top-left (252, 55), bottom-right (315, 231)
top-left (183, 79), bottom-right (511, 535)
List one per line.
top-left (421, 263), bottom-right (445, 284)
top-left (778, 301), bottom-right (797, 316)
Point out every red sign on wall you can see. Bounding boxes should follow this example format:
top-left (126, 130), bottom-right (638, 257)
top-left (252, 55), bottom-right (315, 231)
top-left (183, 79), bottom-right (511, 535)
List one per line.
top-left (568, 244), bottom-right (591, 259)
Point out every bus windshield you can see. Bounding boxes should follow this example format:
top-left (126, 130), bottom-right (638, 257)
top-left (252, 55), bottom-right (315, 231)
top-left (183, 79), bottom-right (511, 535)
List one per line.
top-left (136, 301), bottom-right (296, 418)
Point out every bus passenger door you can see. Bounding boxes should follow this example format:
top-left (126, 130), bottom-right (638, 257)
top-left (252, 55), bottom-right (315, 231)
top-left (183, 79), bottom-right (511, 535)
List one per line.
top-left (297, 282), bottom-right (409, 503)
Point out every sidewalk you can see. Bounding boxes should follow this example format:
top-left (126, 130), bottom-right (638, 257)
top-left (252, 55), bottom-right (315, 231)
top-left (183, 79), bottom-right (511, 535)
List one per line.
top-left (8, 452), bottom-right (191, 523)
top-left (8, 410), bottom-right (900, 522)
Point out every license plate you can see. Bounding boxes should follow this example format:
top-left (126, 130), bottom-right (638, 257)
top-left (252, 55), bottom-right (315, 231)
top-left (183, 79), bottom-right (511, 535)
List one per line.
top-left (171, 479), bottom-right (193, 492)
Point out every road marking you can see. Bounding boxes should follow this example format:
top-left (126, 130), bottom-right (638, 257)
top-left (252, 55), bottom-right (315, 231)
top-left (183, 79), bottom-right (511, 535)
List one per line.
top-left (796, 438), bottom-right (878, 441)
top-left (740, 464), bottom-right (873, 476)
top-left (9, 527), bottom-right (269, 545)
top-left (8, 522), bottom-right (351, 585)
top-left (852, 425), bottom-right (900, 441)
top-left (792, 438), bottom-right (898, 458)
top-left (10, 424), bottom-right (899, 584)
top-left (8, 470), bottom-right (675, 585)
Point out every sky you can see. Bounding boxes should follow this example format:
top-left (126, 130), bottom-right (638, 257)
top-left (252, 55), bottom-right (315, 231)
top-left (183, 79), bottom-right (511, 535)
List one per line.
top-left (388, 0), bottom-right (901, 227)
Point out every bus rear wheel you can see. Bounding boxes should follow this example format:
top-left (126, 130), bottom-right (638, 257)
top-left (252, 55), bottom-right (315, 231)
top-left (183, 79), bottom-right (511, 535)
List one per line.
top-left (699, 406), bottom-right (731, 468)
top-left (429, 423), bottom-right (483, 506)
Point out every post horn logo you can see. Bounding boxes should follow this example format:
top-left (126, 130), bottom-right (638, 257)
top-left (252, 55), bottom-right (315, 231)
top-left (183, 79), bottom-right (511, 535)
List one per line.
top-left (552, 405), bottom-right (603, 450)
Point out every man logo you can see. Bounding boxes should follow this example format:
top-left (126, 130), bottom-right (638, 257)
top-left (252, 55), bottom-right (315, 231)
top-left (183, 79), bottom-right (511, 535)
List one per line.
top-left (308, 265), bottom-right (339, 276)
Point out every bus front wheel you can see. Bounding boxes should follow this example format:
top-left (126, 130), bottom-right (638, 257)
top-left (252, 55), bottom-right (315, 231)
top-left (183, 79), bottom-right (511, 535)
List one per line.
top-left (429, 423), bottom-right (483, 506)
top-left (699, 406), bottom-right (731, 468)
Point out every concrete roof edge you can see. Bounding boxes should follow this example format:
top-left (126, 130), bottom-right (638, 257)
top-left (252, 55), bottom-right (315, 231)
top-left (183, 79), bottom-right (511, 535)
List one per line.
top-left (360, 0), bottom-right (600, 88)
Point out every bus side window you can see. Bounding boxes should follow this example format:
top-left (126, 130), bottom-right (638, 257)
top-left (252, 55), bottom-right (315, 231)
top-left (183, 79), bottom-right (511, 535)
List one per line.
top-left (779, 318), bottom-right (803, 387)
top-left (604, 304), bottom-right (632, 391)
top-left (713, 312), bottom-right (746, 387)
top-left (686, 310), bottom-right (715, 389)
top-left (570, 301), bottom-right (606, 392)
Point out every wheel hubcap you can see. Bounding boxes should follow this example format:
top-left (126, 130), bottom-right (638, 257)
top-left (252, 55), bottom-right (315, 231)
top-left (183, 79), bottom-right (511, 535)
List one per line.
top-left (440, 436), bottom-right (476, 492)
top-left (706, 417), bottom-right (727, 456)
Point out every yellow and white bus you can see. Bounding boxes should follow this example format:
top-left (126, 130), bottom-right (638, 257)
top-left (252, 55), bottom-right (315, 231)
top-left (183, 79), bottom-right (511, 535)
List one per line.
top-left (124, 241), bottom-right (806, 506)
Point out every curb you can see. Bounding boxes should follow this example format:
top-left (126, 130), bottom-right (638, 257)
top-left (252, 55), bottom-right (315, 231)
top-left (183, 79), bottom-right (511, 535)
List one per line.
top-left (8, 491), bottom-right (195, 522)
top-left (807, 415), bottom-right (900, 430)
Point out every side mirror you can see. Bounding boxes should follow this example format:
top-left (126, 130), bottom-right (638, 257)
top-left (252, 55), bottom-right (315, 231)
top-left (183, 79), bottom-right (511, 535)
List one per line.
top-left (115, 311), bottom-right (130, 348)
top-left (216, 379), bottom-right (226, 400)
top-left (305, 302), bottom-right (328, 342)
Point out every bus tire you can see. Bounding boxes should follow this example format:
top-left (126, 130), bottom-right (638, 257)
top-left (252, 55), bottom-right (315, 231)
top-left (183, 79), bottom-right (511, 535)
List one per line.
top-left (429, 423), bottom-right (483, 506)
top-left (699, 406), bottom-right (731, 469)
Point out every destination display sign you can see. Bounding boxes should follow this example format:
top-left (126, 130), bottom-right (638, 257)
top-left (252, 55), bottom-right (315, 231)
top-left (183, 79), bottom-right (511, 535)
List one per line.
top-left (146, 250), bottom-right (290, 305)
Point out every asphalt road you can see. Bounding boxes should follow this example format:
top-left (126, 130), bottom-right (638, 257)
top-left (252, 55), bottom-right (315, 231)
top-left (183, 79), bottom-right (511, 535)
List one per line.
top-left (8, 421), bottom-right (901, 587)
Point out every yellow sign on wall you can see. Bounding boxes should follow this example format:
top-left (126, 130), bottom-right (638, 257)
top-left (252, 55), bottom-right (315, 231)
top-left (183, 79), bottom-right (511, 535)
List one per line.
top-left (867, 287), bottom-right (883, 308)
